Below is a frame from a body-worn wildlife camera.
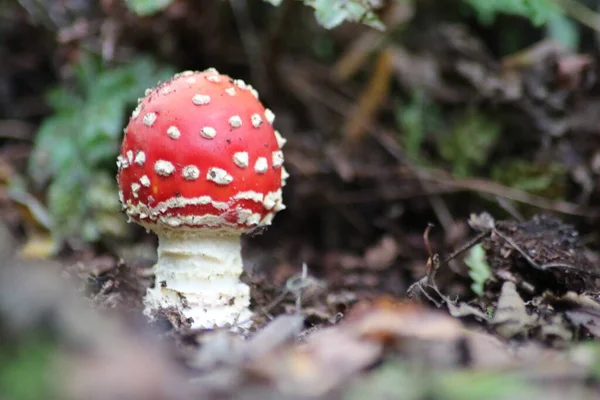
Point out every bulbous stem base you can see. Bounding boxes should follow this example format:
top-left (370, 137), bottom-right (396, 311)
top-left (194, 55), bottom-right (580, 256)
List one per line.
top-left (143, 233), bottom-right (253, 330)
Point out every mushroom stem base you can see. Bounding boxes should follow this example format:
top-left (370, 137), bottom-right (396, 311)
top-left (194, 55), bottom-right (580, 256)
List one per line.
top-left (143, 233), bottom-right (252, 330)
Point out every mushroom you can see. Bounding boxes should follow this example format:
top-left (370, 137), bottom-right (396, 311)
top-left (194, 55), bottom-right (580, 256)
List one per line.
top-left (117, 69), bottom-right (288, 330)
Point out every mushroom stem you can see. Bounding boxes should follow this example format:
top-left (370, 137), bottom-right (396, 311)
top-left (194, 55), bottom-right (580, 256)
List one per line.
top-left (143, 233), bottom-right (252, 330)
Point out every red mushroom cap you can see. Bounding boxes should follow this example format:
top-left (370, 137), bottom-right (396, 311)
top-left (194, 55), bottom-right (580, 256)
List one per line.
top-left (117, 69), bottom-right (286, 234)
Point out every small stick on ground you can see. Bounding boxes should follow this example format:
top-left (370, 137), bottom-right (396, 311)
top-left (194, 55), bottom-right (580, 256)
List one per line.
top-left (407, 217), bottom-right (492, 305)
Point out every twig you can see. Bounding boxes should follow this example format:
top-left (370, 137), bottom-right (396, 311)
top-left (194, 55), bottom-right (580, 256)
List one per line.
top-left (490, 227), bottom-right (542, 270)
top-left (327, 170), bottom-right (600, 218)
top-left (444, 177), bottom-right (599, 218)
top-left (232, 263), bottom-right (319, 329)
top-left (440, 230), bottom-right (490, 267)
top-left (294, 263), bottom-right (308, 312)
top-left (468, 212), bottom-right (542, 271)
top-left (406, 224), bottom-right (445, 307)
top-left (407, 217), bottom-right (490, 305)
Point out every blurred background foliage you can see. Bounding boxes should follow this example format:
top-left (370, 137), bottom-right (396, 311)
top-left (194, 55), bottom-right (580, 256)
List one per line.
top-left (27, 53), bottom-right (174, 242)
top-left (28, 52), bottom-right (174, 241)
top-left (4, 0), bottom-right (600, 251)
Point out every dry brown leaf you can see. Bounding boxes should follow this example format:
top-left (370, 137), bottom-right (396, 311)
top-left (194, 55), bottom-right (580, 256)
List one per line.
top-left (244, 314), bottom-right (305, 359)
top-left (346, 297), bottom-right (464, 343)
top-left (363, 235), bottom-right (400, 270)
top-left (565, 309), bottom-right (600, 337)
top-left (491, 281), bottom-right (533, 338)
top-left (447, 301), bottom-right (490, 321)
top-left (501, 39), bottom-right (566, 70)
top-left (561, 292), bottom-right (600, 311)
top-left (539, 315), bottom-right (573, 342)
top-left (19, 231), bottom-right (59, 260)
top-left (250, 327), bottom-right (381, 396)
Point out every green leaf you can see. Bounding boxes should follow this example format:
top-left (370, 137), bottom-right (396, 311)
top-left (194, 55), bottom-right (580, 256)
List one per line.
top-left (262, 0), bottom-right (386, 29)
top-left (491, 160), bottom-right (566, 197)
top-left (398, 93), bottom-right (425, 161)
top-left (86, 172), bottom-right (129, 239)
top-left (124, 0), bottom-right (174, 16)
top-left (81, 99), bottom-right (126, 148)
top-left (30, 51), bottom-right (175, 241)
top-left (464, 244), bottom-right (492, 297)
top-left (89, 69), bottom-right (136, 104)
top-left (306, 0), bottom-right (385, 30)
top-left (436, 370), bottom-right (537, 400)
top-left (74, 51), bottom-right (103, 94)
top-left (344, 362), bottom-right (426, 400)
top-left (46, 162), bottom-right (90, 240)
top-left (345, 361), bottom-right (538, 400)
top-left (45, 87), bottom-right (81, 113)
top-left (28, 114), bottom-right (79, 186)
top-left (0, 335), bottom-right (57, 400)
top-left (121, 56), bottom-right (175, 99)
top-left (47, 169), bottom-right (127, 241)
top-left (546, 13), bottom-right (579, 50)
top-left (463, 0), bottom-right (562, 26)
top-left (396, 91), bottom-right (442, 163)
top-left (82, 134), bottom-right (121, 168)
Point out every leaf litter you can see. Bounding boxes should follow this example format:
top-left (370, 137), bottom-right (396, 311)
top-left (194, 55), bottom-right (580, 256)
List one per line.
top-left (4, 207), bottom-right (600, 398)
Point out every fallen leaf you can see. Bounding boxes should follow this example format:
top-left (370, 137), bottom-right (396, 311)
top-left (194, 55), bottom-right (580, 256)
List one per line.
top-left (250, 327), bottom-right (381, 396)
top-left (363, 235), bottom-right (400, 270)
top-left (347, 297), bottom-right (464, 343)
top-left (565, 309), bottom-right (600, 338)
top-left (447, 301), bottom-right (490, 321)
top-left (491, 281), bottom-right (533, 338)
top-left (19, 231), bottom-right (59, 260)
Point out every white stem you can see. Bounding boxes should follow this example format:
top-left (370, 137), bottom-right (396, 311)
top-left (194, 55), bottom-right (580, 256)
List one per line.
top-left (143, 233), bottom-right (252, 330)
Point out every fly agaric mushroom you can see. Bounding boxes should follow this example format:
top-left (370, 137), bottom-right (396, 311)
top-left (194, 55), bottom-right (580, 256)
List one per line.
top-left (117, 69), bottom-right (287, 330)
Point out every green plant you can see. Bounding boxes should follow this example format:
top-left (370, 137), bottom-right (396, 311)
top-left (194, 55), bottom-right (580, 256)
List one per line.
top-left (396, 90), bottom-right (442, 163)
top-left (465, 244), bottom-right (492, 296)
top-left (463, 0), bottom-right (562, 26)
top-left (301, 0), bottom-right (386, 30)
top-left (344, 362), bottom-right (426, 400)
top-left (124, 0), bottom-right (175, 16)
top-left (344, 360), bottom-right (537, 400)
top-left (124, 0), bottom-right (387, 29)
top-left (28, 52), bottom-right (175, 242)
top-left (436, 109), bottom-right (501, 178)
top-left (257, 0), bottom-right (390, 30)
top-left (263, 0), bottom-right (385, 29)
top-left (463, 0), bottom-right (579, 50)
top-left (0, 334), bottom-right (57, 400)
top-left (435, 370), bottom-right (537, 400)
top-left (491, 160), bottom-right (566, 197)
